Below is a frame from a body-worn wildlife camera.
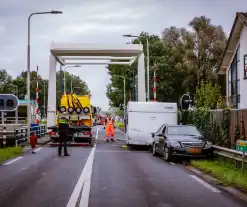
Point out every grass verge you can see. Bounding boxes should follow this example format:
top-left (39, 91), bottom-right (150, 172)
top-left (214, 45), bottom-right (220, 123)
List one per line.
top-left (0, 147), bottom-right (23, 164)
top-left (115, 121), bottom-right (124, 129)
top-left (191, 159), bottom-right (247, 193)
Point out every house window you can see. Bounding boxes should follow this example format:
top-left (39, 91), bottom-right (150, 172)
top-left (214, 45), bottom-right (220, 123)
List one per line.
top-left (228, 68), bottom-right (231, 97)
top-left (244, 54), bottom-right (247, 78)
top-left (228, 45), bottom-right (240, 108)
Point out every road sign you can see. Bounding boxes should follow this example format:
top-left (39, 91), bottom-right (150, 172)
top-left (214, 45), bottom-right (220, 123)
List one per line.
top-left (0, 94), bottom-right (19, 111)
top-left (236, 140), bottom-right (247, 152)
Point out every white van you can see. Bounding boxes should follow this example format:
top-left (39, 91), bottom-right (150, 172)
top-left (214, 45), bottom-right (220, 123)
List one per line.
top-left (126, 102), bottom-right (178, 146)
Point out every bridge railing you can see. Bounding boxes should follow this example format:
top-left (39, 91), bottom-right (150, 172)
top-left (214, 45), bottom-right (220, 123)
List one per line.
top-left (0, 124), bottom-right (47, 148)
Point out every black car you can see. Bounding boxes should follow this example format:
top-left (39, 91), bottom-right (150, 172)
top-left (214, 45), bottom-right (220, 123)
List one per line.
top-left (151, 124), bottom-right (213, 161)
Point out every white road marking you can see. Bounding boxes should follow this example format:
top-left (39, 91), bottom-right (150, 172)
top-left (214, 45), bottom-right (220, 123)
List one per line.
top-left (95, 126), bottom-right (99, 140)
top-left (190, 175), bottom-right (220, 193)
top-left (79, 149), bottom-right (95, 207)
top-left (34, 147), bottom-right (42, 152)
top-left (66, 127), bottom-right (99, 207)
top-left (169, 162), bottom-right (176, 165)
top-left (96, 150), bottom-right (129, 152)
top-left (3, 157), bottom-right (23, 165)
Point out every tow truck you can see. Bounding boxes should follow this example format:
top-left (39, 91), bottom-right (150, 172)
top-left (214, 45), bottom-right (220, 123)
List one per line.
top-left (48, 93), bottom-right (96, 147)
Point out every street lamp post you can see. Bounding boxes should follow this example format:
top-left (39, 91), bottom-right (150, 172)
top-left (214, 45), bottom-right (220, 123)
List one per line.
top-left (63, 65), bottom-right (80, 94)
top-left (123, 34), bottom-right (150, 101)
top-left (27, 10), bottom-right (62, 144)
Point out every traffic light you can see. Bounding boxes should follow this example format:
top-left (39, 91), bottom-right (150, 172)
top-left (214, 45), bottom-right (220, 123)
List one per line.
top-left (7, 99), bottom-right (14, 107)
top-left (0, 94), bottom-right (19, 111)
top-left (0, 99), bottom-right (4, 107)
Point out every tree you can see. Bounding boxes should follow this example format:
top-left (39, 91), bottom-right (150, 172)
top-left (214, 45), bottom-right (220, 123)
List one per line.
top-left (162, 16), bottom-right (227, 95)
top-left (10, 70), bottom-right (90, 111)
top-left (107, 16), bottom-right (227, 109)
top-left (194, 82), bottom-right (226, 109)
top-left (106, 32), bottom-right (174, 108)
top-left (106, 32), bottom-right (187, 107)
top-left (115, 109), bottom-right (124, 117)
top-left (0, 69), bottom-right (14, 93)
top-left (12, 71), bottom-right (46, 108)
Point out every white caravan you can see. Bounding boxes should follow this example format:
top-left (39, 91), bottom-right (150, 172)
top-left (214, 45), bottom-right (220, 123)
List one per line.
top-left (126, 102), bottom-right (178, 146)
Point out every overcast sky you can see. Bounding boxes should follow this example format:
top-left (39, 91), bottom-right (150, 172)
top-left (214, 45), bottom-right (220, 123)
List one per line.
top-left (0, 0), bottom-right (247, 110)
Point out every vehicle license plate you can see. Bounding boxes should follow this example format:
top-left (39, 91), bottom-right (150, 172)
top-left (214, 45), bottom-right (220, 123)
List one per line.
top-left (187, 148), bottom-right (201, 154)
top-left (74, 132), bottom-right (83, 137)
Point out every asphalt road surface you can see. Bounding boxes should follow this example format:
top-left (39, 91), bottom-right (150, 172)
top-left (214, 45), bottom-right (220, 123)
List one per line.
top-left (0, 126), bottom-right (246, 207)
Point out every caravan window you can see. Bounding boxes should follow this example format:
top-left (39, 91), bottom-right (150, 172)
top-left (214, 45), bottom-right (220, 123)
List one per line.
top-left (161, 126), bottom-right (166, 134)
top-left (156, 125), bottom-right (164, 134)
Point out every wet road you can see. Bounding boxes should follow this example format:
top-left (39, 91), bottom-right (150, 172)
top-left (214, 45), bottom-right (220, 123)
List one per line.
top-left (0, 126), bottom-right (246, 207)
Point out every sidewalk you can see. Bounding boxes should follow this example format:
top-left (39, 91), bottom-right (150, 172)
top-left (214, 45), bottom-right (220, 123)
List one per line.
top-left (23, 135), bottom-right (50, 152)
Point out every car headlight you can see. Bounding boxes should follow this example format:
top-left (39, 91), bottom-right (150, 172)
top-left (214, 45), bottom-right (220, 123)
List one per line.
top-left (170, 141), bottom-right (181, 148)
top-left (204, 141), bottom-right (213, 149)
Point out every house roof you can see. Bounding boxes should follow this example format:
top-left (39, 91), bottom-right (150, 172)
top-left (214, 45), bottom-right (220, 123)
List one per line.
top-left (218, 12), bottom-right (247, 75)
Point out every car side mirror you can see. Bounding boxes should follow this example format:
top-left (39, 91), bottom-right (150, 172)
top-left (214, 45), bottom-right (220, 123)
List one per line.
top-left (151, 133), bottom-right (155, 138)
top-left (158, 133), bottom-right (165, 137)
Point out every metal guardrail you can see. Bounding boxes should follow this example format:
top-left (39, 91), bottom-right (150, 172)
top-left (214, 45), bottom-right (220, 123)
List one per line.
top-left (213, 145), bottom-right (247, 162)
top-left (213, 145), bottom-right (247, 174)
top-left (0, 124), bottom-right (47, 147)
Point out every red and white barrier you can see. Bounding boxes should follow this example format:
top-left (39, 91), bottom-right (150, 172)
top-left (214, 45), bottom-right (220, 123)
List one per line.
top-left (35, 66), bottom-right (39, 124)
top-left (154, 64), bottom-right (157, 101)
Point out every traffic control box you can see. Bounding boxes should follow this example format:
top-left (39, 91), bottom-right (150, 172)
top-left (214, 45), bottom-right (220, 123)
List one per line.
top-left (0, 94), bottom-right (19, 111)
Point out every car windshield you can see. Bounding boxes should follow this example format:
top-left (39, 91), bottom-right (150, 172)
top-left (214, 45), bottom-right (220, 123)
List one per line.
top-left (167, 126), bottom-right (201, 137)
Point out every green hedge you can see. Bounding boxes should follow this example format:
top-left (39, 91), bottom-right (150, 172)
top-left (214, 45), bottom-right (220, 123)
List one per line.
top-left (180, 107), bottom-right (231, 148)
top-left (115, 121), bottom-right (124, 129)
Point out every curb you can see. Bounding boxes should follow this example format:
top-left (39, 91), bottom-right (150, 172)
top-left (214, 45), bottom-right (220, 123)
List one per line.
top-left (184, 165), bottom-right (247, 203)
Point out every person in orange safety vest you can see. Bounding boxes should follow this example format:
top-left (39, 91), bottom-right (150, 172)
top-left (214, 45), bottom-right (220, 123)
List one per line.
top-left (105, 116), bottom-right (115, 142)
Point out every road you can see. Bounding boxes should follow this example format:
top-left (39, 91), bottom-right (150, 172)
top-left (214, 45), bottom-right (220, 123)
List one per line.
top-left (0, 126), bottom-right (246, 207)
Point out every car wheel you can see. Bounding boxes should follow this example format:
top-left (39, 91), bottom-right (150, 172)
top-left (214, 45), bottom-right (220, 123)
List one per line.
top-left (152, 143), bottom-right (158, 156)
top-left (164, 145), bottom-right (172, 162)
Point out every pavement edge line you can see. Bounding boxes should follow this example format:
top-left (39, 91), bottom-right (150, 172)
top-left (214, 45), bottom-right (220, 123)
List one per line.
top-left (3, 156), bottom-right (23, 165)
top-left (184, 164), bottom-right (247, 203)
top-left (190, 175), bottom-right (220, 193)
